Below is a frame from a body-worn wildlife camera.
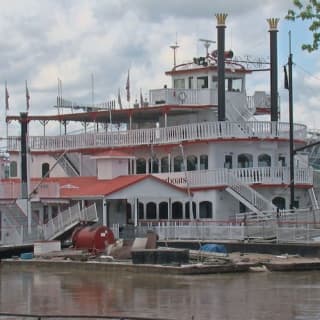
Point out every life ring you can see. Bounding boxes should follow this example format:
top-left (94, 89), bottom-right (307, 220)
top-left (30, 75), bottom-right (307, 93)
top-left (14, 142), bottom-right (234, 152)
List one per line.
top-left (178, 91), bottom-right (187, 102)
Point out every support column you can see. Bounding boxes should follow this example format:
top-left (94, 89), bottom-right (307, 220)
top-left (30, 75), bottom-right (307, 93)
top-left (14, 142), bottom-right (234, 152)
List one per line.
top-left (134, 198), bottom-right (138, 226)
top-left (215, 13), bottom-right (228, 122)
top-left (168, 198), bottom-right (172, 220)
top-left (102, 197), bottom-right (107, 226)
top-left (48, 206), bottom-right (53, 221)
top-left (267, 18), bottom-right (280, 122)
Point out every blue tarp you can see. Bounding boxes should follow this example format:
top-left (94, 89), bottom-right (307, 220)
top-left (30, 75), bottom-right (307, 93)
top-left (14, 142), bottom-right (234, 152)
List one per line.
top-left (200, 244), bottom-right (227, 254)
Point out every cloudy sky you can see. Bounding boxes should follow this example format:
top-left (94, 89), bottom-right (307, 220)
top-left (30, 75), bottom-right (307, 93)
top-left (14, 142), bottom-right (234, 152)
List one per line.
top-left (0, 0), bottom-right (319, 140)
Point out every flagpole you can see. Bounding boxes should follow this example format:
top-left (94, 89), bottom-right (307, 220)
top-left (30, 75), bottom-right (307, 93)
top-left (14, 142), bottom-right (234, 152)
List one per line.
top-left (288, 31), bottom-right (294, 209)
top-left (5, 81), bottom-right (8, 152)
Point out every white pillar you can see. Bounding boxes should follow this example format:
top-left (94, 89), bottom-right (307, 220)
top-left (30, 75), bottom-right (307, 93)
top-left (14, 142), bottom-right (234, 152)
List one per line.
top-left (48, 206), bottom-right (53, 221)
top-left (168, 198), bottom-right (172, 220)
top-left (134, 198), bottom-right (138, 226)
top-left (102, 198), bottom-right (107, 226)
top-left (39, 206), bottom-right (44, 225)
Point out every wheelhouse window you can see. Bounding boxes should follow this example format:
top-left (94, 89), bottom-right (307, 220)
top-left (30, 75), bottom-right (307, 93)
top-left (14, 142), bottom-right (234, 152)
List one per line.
top-left (197, 76), bottom-right (208, 89)
top-left (226, 78), bottom-right (243, 92)
top-left (188, 76), bottom-right (194, 89)
top-left (174, 78), bottom-right (185, 89)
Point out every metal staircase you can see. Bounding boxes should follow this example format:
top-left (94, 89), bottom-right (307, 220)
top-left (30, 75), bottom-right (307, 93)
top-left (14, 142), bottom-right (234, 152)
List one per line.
top-left (0, 203), bottom-right (98, 245)
top-left (42, 203), bottom-right (98, 240)
top-left (308, 187), bottom-right (320, 210)
top-left (225, 171), bottom-right (277, 219)
top-left (53, 153), bottom-right (80, 177)
top-left (226, 98), bottom-right (255, 136)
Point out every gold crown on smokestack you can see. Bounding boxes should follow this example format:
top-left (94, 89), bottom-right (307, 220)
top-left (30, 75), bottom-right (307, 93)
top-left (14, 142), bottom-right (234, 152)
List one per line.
top-left (215, 13), bottom-right (228, 26)
top-left (267, 18), bottom-right (280, 31)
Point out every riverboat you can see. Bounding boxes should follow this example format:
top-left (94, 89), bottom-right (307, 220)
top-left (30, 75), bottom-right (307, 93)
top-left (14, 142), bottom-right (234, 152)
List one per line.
top-left (1, 14), bottom-right (320, 246)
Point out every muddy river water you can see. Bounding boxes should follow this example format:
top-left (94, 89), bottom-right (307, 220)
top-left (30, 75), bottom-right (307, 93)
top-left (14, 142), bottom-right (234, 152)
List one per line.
top-left (1, 266), bottom-right (320, 320)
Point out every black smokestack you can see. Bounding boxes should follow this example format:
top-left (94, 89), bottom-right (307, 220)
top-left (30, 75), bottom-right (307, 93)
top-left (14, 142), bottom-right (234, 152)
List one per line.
top-left (216, 13), bottom-right (227, 122)
top-left (20, 112), bottom-right (28, 198)
top-left (268, 18), bottom-right (280, 122)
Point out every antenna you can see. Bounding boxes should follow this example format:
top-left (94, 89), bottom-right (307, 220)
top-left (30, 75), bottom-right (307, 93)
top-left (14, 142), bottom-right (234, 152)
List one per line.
top-left (199, 38), bottom-right (216, 56)
top-left (170, 41), bottom-right (179, 68)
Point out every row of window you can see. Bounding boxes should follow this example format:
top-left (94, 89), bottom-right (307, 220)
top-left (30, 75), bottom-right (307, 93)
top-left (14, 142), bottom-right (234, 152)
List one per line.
top-left (9, 152), bottom-right (283, 178)
top-left (173, 76), bottom-right (243, 91)
top-left (127, 201), bottom-right (212, 220)
top-left (135, 155), bottom-right (208, 174)
top-left (9, 161), bottom-right (50, 178)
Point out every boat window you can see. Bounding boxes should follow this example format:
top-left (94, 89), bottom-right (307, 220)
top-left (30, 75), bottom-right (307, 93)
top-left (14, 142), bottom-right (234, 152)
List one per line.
top-left (146, 202), bottom-right (157, 219)
top-left (224, 155), bottom-right (232, 169)
top-left (188, 76), bottom-right (194, 89)
top-left (237, 153), bottom-right (253, 168)
top-left (174, 78), bottom-right (185, 89)
top-left (212, 76), bottom-right (218, 89)
top-left (258, 154), bottom-right (271, 167)
top-left (187, 155), bottom-right (198, 171)
top-left (172, 202), bottom-right (183, 219)
top-left (225, 78), bottom-right (242, 92)
top-left (278, 155), bottom-right (286, 167)
top-left (136, 158), bottom-right (146, 174)
top-left (197, 76), bottom-right (208, 89)
top-left (42, 163), bottom-right (50, 178)
top-left (161, 156), bottom-right (169, 173)
top-left (174, 155), bottom-right (184, 172)
top-left (200, 155), bottom-right (208, 170)
top-left (272, 197), bottom-right (286, 210)
top-left (138, 202), bottom-right (144, 219)
top-left (10, 161), bottom-right (17, 177)
top-left (199, 201), bottom-right (212, 218)
top-left (148, 158), bottom-right (159, 173)
top-left (159, 202), bottom-right (168, 219)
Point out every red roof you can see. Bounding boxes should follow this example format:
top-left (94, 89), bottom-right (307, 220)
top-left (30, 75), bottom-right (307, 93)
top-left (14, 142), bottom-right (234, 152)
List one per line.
top-left (10, 175), bottom-right (189, 198)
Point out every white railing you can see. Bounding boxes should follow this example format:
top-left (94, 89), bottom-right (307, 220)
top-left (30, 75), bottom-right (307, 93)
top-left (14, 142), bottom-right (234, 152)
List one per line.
top-left (7, 121), bottom-right (307, 152)
top-left (0, 181), bottom-right (60, 199)
top-left (42, 203), bottom-right (98, 240)
top-left (154, 167), bottom-right (313, 189)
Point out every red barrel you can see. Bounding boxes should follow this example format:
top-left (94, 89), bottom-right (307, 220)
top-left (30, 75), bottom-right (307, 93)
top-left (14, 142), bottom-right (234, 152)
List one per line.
top-left (72, 225), bottom-right (115, 252)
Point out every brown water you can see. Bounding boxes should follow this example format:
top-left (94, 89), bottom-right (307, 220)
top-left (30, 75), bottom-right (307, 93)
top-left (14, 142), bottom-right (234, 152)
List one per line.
top-left (1, 266), bottom-right (320, 320)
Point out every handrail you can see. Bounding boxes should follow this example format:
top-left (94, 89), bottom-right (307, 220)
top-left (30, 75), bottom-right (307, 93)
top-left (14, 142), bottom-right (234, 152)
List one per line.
top-left (7, 120), bottom-right (307, 152)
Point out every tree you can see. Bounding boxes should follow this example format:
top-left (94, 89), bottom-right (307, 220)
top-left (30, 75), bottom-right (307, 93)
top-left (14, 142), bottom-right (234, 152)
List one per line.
top-left (286, 0), bottom-right (320, 52)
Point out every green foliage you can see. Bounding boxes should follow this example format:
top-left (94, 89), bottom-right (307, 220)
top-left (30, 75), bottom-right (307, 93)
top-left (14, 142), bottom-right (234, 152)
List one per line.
top-left (286, 0), bottom-right (320, 52)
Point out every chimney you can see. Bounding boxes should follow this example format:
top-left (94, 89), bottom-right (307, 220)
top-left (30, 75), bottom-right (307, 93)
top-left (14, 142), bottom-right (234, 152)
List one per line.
top-left (216, 13), bottom-right (227, 122)
top-left (267, 18), bottom-right (280, 122)
top-left (20, 112), bottom-right (28, 198)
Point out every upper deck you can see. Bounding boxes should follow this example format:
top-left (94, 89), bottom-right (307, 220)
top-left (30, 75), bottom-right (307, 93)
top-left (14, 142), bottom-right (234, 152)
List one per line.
top-left (7, 120), bottom-right (307, 153)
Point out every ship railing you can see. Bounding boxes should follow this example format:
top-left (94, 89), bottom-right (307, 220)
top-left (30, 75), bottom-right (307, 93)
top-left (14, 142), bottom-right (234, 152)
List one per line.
top-left (153, 167), bottom-right (313, 188)
top-left (42, 203), bottom-right (97, 240)
top-left (0, 181), bottom-right (60, 199)
top-left (7, 121), bottom-right (307, 152)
